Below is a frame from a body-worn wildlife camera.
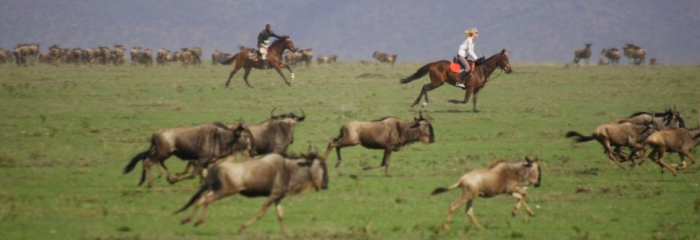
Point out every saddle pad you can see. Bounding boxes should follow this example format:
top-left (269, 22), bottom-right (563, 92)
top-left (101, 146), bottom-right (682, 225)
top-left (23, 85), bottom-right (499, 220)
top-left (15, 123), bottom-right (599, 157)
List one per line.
top-left (449, 62), bottom-right (461, 73)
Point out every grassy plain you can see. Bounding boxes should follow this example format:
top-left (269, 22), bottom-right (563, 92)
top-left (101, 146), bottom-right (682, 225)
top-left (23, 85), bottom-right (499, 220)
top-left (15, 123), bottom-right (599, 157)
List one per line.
top-left (0, 61), bottom-right (699, 240)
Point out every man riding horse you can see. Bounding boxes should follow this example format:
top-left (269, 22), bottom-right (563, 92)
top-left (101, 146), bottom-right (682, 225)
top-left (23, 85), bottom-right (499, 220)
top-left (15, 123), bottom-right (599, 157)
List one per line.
top-left (257, 24), bottom-right (282, 69)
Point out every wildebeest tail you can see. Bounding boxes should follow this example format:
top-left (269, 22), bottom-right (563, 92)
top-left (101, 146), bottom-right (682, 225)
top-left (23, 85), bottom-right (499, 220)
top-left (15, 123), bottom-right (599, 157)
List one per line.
top-left (333, 127), bottom-right (345, 142)
top-left (124, 143), bottom-right (155, 174)
top-left (175, 166), bottom-right (220, 214)
top-left (219, 53), bottom-right (238, 65)
top-left (399, 63), bottom-right (431, 84)
top-left (431, 182), bottom-right (460, 196)
top-left (565, 131), bottom-right (595, 142)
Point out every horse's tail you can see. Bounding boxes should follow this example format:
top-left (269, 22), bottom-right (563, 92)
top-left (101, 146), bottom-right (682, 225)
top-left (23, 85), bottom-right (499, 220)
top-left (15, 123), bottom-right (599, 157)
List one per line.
top-left (565, 131), bottom-right (595, 143)
top-left (174, 166), bottom-right (220, 214)
top-left (431, 181), bottom-right (460, 196)
top-left (219, 53), bottom-right (239, 65)
top-left (399, 63), bottom-right (431, 84)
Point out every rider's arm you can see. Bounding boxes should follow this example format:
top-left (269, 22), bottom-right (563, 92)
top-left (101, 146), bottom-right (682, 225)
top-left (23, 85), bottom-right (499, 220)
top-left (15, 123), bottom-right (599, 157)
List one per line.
top-left (467, 38), bottom-right (477, 60)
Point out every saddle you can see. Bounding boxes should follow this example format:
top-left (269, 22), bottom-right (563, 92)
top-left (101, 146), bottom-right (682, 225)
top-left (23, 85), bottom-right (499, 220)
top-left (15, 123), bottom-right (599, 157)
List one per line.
top-left (449, 57), bottom-right (475, 74)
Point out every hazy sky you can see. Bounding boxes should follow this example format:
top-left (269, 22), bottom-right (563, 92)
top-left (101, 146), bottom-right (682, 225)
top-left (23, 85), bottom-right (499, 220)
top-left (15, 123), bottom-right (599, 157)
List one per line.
top-left (2, 0), bottom-right (699, 64)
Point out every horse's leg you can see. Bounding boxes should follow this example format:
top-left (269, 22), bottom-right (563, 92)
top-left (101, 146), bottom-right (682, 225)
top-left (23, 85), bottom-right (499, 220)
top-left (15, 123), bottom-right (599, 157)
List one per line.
top-left (239, 197), bottom-right (276, 234)
top-left (272, 65), bottom-right (291, 86)
top-left (283, 64), bottom-right (295, 80)
top-left (410, 85), bottom-right (428, 107)
top-left (472, 89), bottom-right (480, 112)
top-left (242, 68), bottom-right (254, 88)
top-left (448, 86), bottom-right (473, 105)
top-left (225, 66), bottom-right (241, 87)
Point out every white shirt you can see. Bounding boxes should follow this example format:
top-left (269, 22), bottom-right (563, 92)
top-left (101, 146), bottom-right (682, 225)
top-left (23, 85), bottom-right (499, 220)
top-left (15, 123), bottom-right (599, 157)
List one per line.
top-left (457, 37), bottom-right (477, 60)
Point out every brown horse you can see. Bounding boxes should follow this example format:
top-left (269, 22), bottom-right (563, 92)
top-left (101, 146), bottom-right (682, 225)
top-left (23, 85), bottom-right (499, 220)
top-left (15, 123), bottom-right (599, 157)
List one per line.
top-left (400, 49), bottom-right (513, 112)
top-left (222, 36), bottom-right (297, 88)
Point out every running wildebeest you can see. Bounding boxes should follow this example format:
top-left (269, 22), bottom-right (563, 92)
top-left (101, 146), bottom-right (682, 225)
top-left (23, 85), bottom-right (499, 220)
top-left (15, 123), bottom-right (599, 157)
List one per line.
top-left (317, 55), bottom-right (338, 64)
top-left (431, 157), bottom-right (542, 230)
top-left (230, 108), bottom-right (306, 156)
top-left (123, 122), bottom-right (255, 188)
top-left (645, 127), bottom-right (700, 175)
top-left (566, 121), bottom-right (656, 169)
top-left (610, 109), bottom-right (685, 130)
top-left (321, 112), bottom-right (435, 176)
top-left (573, 43), bottom-right (592, 66)
top-left (373, 51), bottom-right (397, 64)
top-left (400, 49), bottom-right (513, 111)
top-left (221, 36), bottom-right (298, 88)
top-left (623, 43), bottom-right (646, 65)
top-left (601, 48), bottom-right (620, 65)
top-left (175, 149), bottom-right (328, 235)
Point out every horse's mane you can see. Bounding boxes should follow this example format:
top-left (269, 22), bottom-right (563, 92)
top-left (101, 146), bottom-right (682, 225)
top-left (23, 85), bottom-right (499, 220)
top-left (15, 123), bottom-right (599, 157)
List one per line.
top-left (269, 36), bottom-right (290, 46)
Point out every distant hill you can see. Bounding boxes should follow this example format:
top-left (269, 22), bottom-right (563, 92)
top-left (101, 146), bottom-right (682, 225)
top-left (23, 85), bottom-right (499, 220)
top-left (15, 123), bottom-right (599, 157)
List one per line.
top-left (1, 0), bottom-right (698, 64)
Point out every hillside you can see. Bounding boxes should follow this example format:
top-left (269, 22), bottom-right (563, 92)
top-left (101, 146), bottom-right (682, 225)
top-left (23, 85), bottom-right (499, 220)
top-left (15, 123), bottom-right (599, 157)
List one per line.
top-left (1, 0), bottom-right (699, 64)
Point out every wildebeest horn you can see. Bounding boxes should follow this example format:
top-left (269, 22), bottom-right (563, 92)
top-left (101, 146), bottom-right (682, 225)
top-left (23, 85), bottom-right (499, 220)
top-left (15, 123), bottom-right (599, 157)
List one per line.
top-left (270, 107), bottom-right (278, 118)
top-left (419, 110), bottom-right (424, 119)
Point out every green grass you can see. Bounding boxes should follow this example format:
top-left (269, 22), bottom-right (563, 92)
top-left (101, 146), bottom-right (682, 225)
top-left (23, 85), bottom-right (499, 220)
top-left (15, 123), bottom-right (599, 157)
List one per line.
top-left (1, 62), bottom-right (700, 240)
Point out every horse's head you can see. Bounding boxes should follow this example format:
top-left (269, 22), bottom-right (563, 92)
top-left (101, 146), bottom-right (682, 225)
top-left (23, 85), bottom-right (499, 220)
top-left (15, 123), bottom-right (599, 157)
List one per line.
top-left (497, 49), bottom-right (513, 74)
top-left (275, 36), bottom-right (297, 53)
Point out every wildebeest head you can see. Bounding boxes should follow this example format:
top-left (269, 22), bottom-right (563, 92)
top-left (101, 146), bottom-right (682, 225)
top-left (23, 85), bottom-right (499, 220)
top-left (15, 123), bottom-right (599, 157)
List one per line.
top-left (412, 111), bottom-right (435, 144)
top-left (523, 157), bottom-right (542, 188)
top-left (297, 146), bottom-right (328, 190)
top-left (220, 121), bottom-right (256, 156)
top-left (270, 107), bottom-right (306, 123)
top-left (662, 106), bottom-right (684, 128)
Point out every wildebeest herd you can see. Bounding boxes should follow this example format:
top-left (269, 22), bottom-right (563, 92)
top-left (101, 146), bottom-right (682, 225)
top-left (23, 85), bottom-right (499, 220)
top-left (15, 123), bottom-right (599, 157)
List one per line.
top-left (3, 39), bottom-right (696, 235)
top-left (572, 43), bottom-right (652, 66)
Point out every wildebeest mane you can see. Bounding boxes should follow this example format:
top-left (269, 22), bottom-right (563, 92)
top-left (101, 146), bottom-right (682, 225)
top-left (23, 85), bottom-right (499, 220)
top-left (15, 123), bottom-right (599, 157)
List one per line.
top-left (373, 116), bottom-right (397, 122)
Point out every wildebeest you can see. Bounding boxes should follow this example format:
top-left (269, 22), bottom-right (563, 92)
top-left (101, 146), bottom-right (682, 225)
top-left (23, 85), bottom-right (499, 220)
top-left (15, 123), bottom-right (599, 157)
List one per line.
top-left (235, 108), bottom-right (306, 156)
top-left (623, 43), bottom-right (646, 65)
top-left (645, 127), bottom-right (700, 175)
top-left (112, 45), bottom-right (125, 66)
top-left (298, 48), bottom-right (313, 67)
top-left (211, 50), bottom-right (222, 65)
top-left (175, 150), bottom-right (328, 234)
top-left (123, 122), bottom-right (255, 188)
top-left (317, 55), bottom-right (338, 64)
top-left (572, 43), bottom-right (592, 66)
top-left (610, 109), bottom-right (685, 130)
top-left (156, 48), bottom-right (170, 66)
top-left (373, 51), bottom-right (397, 65)
top-left (431, 157), bottom-right (542, 230)
top-left (321, 112), bottom-right (435, 176)
top-left (601, 48), bottom-right (620, 65)
top-left (566, 121), bottom-right (656, 169)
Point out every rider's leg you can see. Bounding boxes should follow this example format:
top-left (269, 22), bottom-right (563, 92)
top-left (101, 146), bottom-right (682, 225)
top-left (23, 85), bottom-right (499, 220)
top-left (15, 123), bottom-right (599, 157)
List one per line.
top-left (456, 55), bottom-right (470, 87)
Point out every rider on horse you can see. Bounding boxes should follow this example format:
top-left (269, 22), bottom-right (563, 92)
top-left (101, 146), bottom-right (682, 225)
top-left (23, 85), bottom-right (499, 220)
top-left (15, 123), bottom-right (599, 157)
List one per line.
top-left (455, 28), bottom-right (479, 88)
top-left (257, 24), bottom-right (282, 69)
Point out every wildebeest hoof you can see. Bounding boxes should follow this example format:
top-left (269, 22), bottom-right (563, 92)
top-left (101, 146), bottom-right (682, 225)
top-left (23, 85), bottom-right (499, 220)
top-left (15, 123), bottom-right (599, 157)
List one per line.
top-left (194, 220), bottom-right (204, 227)
top-left (181, 218), bottom-right (191, 225)
top-left (238, 227), bottom-right (247, 234)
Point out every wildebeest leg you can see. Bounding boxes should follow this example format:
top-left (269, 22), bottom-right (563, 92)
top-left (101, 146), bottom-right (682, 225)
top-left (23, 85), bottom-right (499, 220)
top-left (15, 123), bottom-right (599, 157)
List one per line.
top-left (273, 65), bottom-right (291, 86)
top-left (143, 159), bottom-right (156, 188)
top-left (239, 198), bottom-right (276, 234)
top-left (652, 150), bottom-right (677, 176)
top-left (448, 86), bottom-right (474, 105)
top-left (464, 200), bottom-right (483, 230)
top-left (193, 189), bottom-right (236, 227)
top-left (511, 188), bottom-right (534, 217)
top-left (602, 141), bottom-right (627, 170)
top-left (681, 150), bottom-right (697, 165)
top-left (322, 142), bottom-right (339, 167)
top-left (169, 158), bottom-right (207, 184)
top-left (242, 68), bottom-right (254, 88)
top-left (225, 66), bottom-right (241, 87)
top-left (274, 200), bottom-right (287, 235)
top-left (175, 161), bottom-right (194, 177)
top-left (362, 148), bottom-right (392, 176)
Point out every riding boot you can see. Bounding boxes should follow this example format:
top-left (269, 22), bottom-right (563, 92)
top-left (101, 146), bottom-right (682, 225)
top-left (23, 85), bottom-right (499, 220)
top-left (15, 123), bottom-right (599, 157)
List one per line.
top-left (456, 71), bottom-right (468, 88)
top-left (260, 60), bottom-right (266, 69)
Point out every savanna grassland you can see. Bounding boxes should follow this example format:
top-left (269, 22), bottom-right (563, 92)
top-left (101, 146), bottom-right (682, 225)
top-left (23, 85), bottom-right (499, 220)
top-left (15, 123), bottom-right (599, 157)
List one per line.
top-left (1, 61), bottom-right (699, 240)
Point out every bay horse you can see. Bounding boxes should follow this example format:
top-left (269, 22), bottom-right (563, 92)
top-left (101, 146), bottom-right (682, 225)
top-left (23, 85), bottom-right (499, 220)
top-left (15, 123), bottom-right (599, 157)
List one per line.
top-left (221, 36), bottom-right (297, 88)
top-left (400, 49), bottom-right (512, 112)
